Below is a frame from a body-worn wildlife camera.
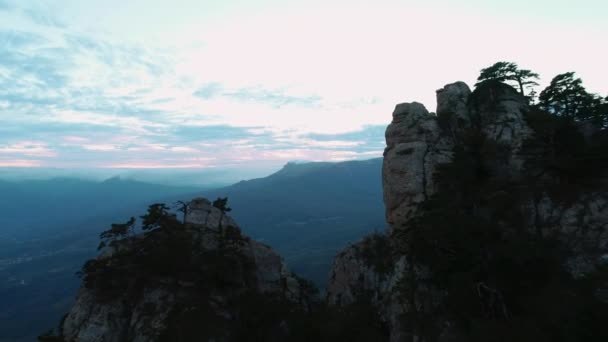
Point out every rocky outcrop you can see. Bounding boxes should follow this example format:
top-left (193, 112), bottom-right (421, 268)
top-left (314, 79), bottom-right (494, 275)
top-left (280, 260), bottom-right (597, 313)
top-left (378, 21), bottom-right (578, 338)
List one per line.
top-left (468, 81), bottom-right (534, 174)
top-left (383, 102), bottom-right (453, 230)
top-left (328, 80), bottom-right (608, 341)
top-left (532, 193), bottom-right (608, 277)
top-left (61, 198), bottom-right (309, 342)
top-left (326, 243), bottom-right (411, 342)
top-left (62, 287), bottom-right (175, 342)
top-left (383, 81), bottom-right (535, 232)
top-left (435, 81), bottom-right (471, 130)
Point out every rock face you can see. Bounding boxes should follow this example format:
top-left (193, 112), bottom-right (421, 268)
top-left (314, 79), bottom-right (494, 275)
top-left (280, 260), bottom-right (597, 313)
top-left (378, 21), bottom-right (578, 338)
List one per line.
top-left (381, 79), bottom-right (536, 240)
top-left (61, 198), bottom-right (309, 342)
top-left (383, 81), bottom-right (535, 232)
top-left (533, 193), bottom-right (608, 277)
top-left (326, 244), bottom-right (411, 342)
top-left (327, 81), bottom-right (608, 341)
top-left (383, 102), bottom-right (453, 230)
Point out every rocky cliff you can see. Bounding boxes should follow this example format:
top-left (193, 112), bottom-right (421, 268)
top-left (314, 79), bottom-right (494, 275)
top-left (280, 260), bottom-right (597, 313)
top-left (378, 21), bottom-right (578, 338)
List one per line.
top-left (58, 198), bottom-right (314, 342)
top-left (327, 81), bottom-right (608, 341)
top-left (382, 81), bottom-right (534, 231)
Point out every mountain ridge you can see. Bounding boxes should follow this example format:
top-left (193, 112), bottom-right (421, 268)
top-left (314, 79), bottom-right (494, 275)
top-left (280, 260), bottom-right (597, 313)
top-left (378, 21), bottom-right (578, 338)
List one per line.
top-left (1, 158), bottom-right (385, 341)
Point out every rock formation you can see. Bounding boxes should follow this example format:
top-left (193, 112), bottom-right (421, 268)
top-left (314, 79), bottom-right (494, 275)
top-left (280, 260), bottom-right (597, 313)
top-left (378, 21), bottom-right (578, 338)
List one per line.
top-left (60, 198), bottom-right (312, 342)
top-left (327, 80), bottom-right (608, 341)
top-left (382, 101), bottom-right (453, 230)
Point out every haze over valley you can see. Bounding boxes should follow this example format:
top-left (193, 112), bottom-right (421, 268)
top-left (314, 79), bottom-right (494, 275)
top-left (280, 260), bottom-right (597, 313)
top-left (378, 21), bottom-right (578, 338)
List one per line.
top-left (0, 158), bottom-right (383, 341)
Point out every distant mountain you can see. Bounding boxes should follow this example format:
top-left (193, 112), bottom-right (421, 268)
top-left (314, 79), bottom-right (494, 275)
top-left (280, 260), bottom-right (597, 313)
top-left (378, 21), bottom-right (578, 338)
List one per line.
top-left (0, 166), bottom-right (276, 188)
top-left (202, 158), bottom-right (385, 286)
top-left (0, 158), bottom-right (385, 341)
top-left (0, 178), bottom-right (200, 342)
top-left (0, 177), bottom-right (202, 246)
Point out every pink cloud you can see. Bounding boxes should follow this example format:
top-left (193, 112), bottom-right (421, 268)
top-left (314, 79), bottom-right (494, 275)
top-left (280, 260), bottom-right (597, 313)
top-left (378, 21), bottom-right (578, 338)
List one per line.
top-left (99, 162), bottom-right (213, 169)
top-left (0, 142), bottom-right (56, 157)
top-left (62, 136), bottom-right (90, 143)
top-left (81, 144), bottom-right (119, 151)
top-left (0, 159), bottom-right (43, 167)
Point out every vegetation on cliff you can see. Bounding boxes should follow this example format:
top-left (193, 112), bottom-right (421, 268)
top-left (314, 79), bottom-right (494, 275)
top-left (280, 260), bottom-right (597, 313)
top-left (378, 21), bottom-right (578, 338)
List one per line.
top-left (42, 199), bottom-right (390, 341)
top-left (393, 65), bottom-right (608, 341)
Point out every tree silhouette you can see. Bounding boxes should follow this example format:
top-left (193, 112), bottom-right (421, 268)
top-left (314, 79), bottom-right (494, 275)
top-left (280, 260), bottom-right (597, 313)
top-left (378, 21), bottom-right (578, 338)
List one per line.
top-left (476, 61), bottom-right (539, 98)
top-left (140, 203), bottom-right (179, 231)
top-left (587, 95), bottom-right (608, 128)
top-left (175, 200), bottom-right (190, 224)
top-left (212, 197), bottom-right (231, 233)
top-left (212, 197), bottom-right (231, 213)
top-left (538, 72), bottom-right (605, 126)
top-left (97, 217), bottom-right (135, 250)
top-left (599, 96), bottom-right (608, 128)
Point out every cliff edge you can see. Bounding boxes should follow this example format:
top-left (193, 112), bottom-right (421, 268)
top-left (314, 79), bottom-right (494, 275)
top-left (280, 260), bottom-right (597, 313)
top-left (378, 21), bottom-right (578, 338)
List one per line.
top-left (327, 81), bottom-right (608, 341)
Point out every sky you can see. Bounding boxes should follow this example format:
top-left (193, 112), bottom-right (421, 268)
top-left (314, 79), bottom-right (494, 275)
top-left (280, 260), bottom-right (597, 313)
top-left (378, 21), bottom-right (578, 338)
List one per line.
top-left (0, 0), bottom-right (606, 179)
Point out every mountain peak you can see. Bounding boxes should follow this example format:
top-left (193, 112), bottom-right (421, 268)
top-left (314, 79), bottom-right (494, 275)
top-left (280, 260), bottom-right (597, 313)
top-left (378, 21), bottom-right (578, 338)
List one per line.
top-left (60, 198), bottom-right (315, 341)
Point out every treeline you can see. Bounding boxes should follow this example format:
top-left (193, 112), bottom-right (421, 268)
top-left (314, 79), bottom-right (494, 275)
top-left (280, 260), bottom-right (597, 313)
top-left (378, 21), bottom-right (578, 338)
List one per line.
top-left (476, 61), bottom-right (607, 128)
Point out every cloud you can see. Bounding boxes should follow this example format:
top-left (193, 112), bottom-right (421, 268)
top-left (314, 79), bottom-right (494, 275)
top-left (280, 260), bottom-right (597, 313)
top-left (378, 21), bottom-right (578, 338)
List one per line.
top-left (62, 136), bottom-right (89, 143)
top-left (272, 136), bottom-right (364, 150)
top-left (81, 144), bottom-right (119, 151)
top-left (23, 8), bottom-right (66, 28)
top-left (1, 0), bottom-right (605, 173)
top-left (194, 83), bottom-right (322, 108)
top-left (302, 125), bottom-right (387, 152)
top-left (192, 82), bottom-right (223, 99)
top-left (0, 31), bottom-right (47, 48)
top-left (0, 121), bottom-right (125, 144)
top-left (305, 125), bottom-right (386, 142)
top-left (169, 125), bottom-right (270, 143)
top-left (100, 162), bottom-right (212, 169)
top-left (222, 87), bottom-right (321, 108)
top-left (0, 159), bottom-right (42, 167)
top-left (0, 141), bottom-right (56, 157)
top-left (0, 25), bottom-right (174, 124)
top-left (0, 48), bottom-right (69, 94)
top-left (249, 147), bottom-right (382, 163)
top-left (167, 146), bottom-right (197, 153)
top-left (43, 110), bottom-right (167, 135)
top-left (0, 5), bottom-right (390, 172)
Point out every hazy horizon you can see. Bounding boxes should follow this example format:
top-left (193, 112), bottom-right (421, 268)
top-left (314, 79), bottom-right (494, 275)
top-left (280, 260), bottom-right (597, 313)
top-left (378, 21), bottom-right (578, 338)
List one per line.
top-left (0, 162), bottom-right (292, 186)
top-left (0, 156), bottom-right (383, 187)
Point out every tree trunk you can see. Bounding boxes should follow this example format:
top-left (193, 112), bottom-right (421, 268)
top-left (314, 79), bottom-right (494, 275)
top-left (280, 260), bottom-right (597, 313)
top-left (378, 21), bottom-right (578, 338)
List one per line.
top-left (517, 77), bottom-right (524, 95)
